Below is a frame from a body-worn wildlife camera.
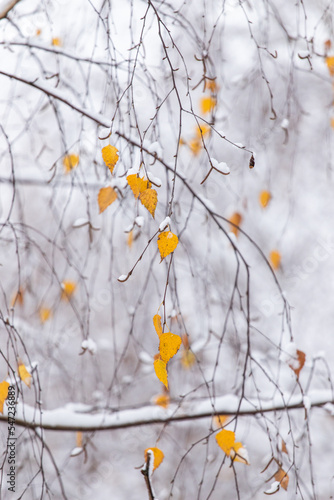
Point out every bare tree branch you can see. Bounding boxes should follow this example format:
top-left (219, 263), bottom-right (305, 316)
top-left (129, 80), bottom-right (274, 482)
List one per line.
top-left (0, 0), bottom-right (22, 19)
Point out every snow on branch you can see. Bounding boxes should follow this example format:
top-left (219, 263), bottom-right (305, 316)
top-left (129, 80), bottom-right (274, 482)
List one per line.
top-left (0, 390), bottom-right (333, 432)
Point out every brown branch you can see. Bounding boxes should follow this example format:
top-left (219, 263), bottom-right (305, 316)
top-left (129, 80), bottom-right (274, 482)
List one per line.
top-left (0, 0), bottom-right (22, 19)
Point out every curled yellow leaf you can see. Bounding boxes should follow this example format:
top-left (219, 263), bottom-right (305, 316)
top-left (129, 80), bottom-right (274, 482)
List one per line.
top-left (102, 145), bottom-right (119, 174)
top-left (154, 358), bottom-right (168, 389)
top-left (157, 231), bottom-right (179, 261)
top-left (139, 188), bottom-right (157, 218)
top-left (153, 314), bottom-right (163, 337)
top-left (98, 186), bottom-right (117, 213)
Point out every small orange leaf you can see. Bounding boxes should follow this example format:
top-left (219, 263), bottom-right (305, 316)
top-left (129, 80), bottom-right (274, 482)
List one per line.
top-left (153, 394), bottom-right (170, 408)
top-left (52, 37), bottom-right (62, 46)
top-left (139, 188), bottom-right (157, 218)
top-left (39, 307), bottom-right (51, 323)
top-left (214, 415), bottom-right (229, 428)
top-left (144, 447), bottom-right (164, 471)
top-left (76, 431), bottom-right (83, 448)
top-left (326, 56), bottom-right (334, 76)
top-left (63, 154), bottom-right (79, 174)
top-left (157, 231), bottom-right (179, 260)
top-left (205, 80), bottom-right (218, 92)
top-left (189, 138), bottom-right (202, 156)
top-left (195, 124), bottom-right (211, 138)
top-left (98, 186), bottom-right (117, 213)
top-left (154, 359), bottom-right (168, 389)
top-left (0, 381), bottom-right (10, 414)
top-left (153, 314), bottom-right (163, 337)
top-left (200, 96), bottom-right (216, 114)
top-left (102, 145), bottom-right (119, 174)
top-left (18, 363), bottom-right (32, 388)
top-left (127, 174), bottom-right (150, 198)
top-left (269, 250), bottom-right (281, 270)
top-left (61, 281), bottom-right (76, 300)
top-left (289, 350), bottom-right (306, 378)
top-left (229, 212), bottom-right (242, 236)
top-left (11, 287), bottom-right (24, 307)
top-left (274, 468), bottom-right (289, 491)
top-left (259, 190), bottom-right (271, 208)
top-left (127, 230), bottom-right (133, 248)
top-left (159, 332), bottom-right (182, 364)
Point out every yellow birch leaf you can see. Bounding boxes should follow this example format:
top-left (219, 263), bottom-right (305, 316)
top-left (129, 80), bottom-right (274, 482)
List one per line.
top-left (159, 332), bottom-right (182, 364)
top-left (200, 96), bottom-right (216, 114)
top-left (231, 442), bottom-right (250, 465)
top-left (153, 393), bottom-right (170, 408)
top-left (326, 56), bottom-right (334, 76)
top-left (39, 307), bottom-right (51, 323)
top-left (144, 447), bottom-right (164, 471)
top-left (214, 415), bottom-right (229, 428)
top-left (195, 124), bottom-right (211, 138)
top-left (228, 212), bottom-right (242, 237)
top-left (61, 280), bottom-right (76, 300)
top-left (18, 363), bottom-right (32, 388)
top-left (98, 186), bottom-right (117, 213)
top-left (0, 381), bottom-right (10, 414)
top-left (189, 138), bottom-right (202, 156)
top-left (102, 145), bottom-right (119, 174)
top-left (36, 29), bottom-right (42, 36)
top-left (259, 190), bottom-right (271, 208)
top-left (63, 154), bottom-right (79, 174)
top-left (139, 188), bottom-right (157, 218)
top-left (127, 174), bottom-right (150, 198)
top-left (11, 287), bottom-right (24, 307)
top-left (269, 250), bottom-right (281, 270)
top-left (215, 429), bottom-right (236, 456)
top-left (153, 314), bottom-right (163, 337)
top-left (127, 230), bottom-right (133, 248)
top-left (157, 231), bottom-right (179, 261)
top-left (274, 468), bottom-right (289, 491)
top-left (52, 37), bottom-right (62, 46)
top-left (181, 348), bottom-right (196, 369)
top-left (154, 358), bottom-right (168, 389)
top-left (205, 80), bottom-right (218, 92)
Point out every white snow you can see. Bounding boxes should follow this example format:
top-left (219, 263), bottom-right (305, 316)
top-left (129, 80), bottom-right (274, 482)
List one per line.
top-left (135, 216), bottom-right (145, 227)
top-left (81, 338), bottom-right (97, 354)
top-left (72, 218), bottom-right (89, 228)
top-left (281, 118), bottom-right (289, 129)
top-left (159, 216), bottom-right (171, 231)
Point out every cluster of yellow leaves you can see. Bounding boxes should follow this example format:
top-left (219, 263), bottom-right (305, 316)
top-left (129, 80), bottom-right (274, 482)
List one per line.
top-left (153, 314), bottom-right (182, 389)
top-left (61, 280), bottom-right (76, 300)
top-left (18, 362), bottom-right (32, 388)
top-left (144, 447), bottom-right (164, 472)
top-left (157, 231), bottom-right (179, 261)
top-left (215, 429), bottom-right (249, 465)
top-left (0, 381), bottom-right (10, 414)
top-left (229, 212), bottom-right (242, 237)
top-left (63, 154), bottom-right (79, 174)
top-left (126, 174), bottom-right (157, 217)
top-left (259, 190), bottom-right (271, 208)
top-left (269, 250), bottom-right (281, 270)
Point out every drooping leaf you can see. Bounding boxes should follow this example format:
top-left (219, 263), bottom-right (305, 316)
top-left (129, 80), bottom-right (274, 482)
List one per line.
top-left (102, 145), bottom-right (119, 174)
top-left (144, 447), bottom-right (164, 471)
top-left (157, 231), bottom-right (179, 261)
top-left (63, 154), bottom-right (79, 174)
top-left (153, 393), bottom-right (170, 408)
top-left (139, 188), bottom-right (157, 218)
top-left (200, 96), bottom-right (216, 114)
top-left (159, 332), bottom-right (182, 364)
top-left (154, 358), bottom-right (168, 389)
top-left (274, 468), bottom-right (289, 491)
top-left (228, 212), bottom-right (242, 237)
top-left (269, 250), bottom-right (281, 270)
top-left (259, 190), bottom-right (271, 208)
top-left (127, 174), bottom-right (150, 198)
top-left (98, 186), bottom-right (117, 213)
top-left (11, 287), bottom-right (24, 307)
top-left (153, 314), bottom-right (163, 337)
top-left (127, 230), bottom-right (133, 248)
top-left (0, 381), bottom-right (10, 414)
top-left (289, 349), bottom-right (306, 378)
top-left (18, 363), bottom-right (32, 388)
top-left (61, 280), bottom-right (76, 300)
top-left (39, 307), bottom-right (51, 323)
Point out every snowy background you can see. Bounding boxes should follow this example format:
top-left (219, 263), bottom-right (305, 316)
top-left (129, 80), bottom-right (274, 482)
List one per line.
top-left (0, 0), bottom-right (334, 498)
